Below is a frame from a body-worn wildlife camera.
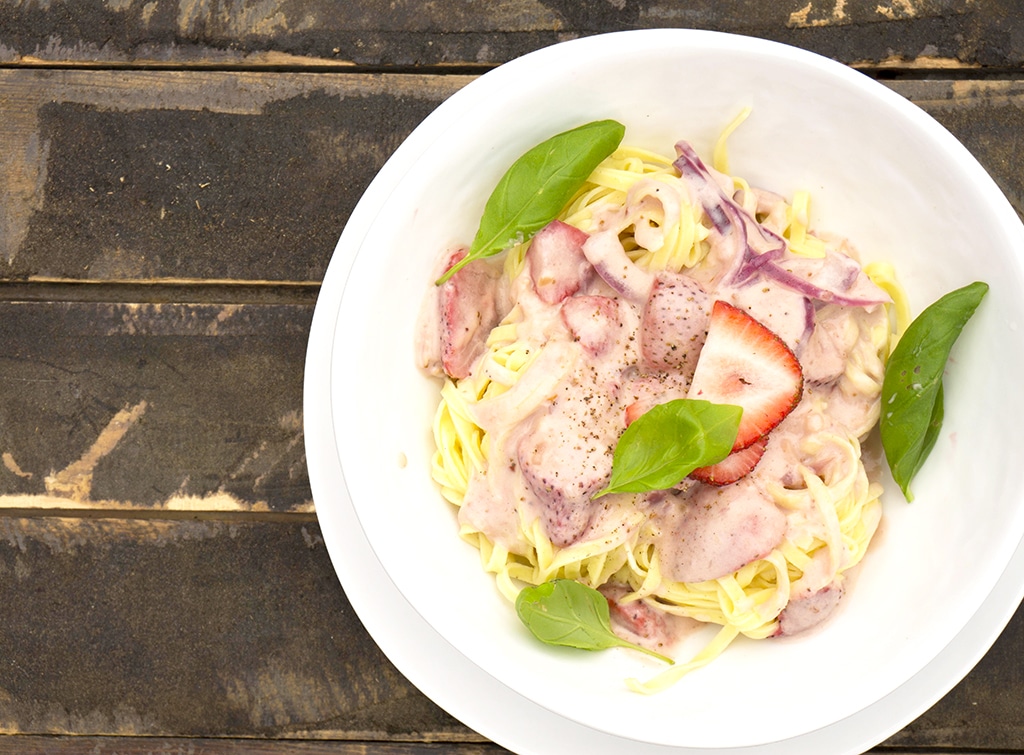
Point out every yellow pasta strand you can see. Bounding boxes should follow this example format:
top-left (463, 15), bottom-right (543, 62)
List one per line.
top-left (712, 106), bottom-right (752, 174)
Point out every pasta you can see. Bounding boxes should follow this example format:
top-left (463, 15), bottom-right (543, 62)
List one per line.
top-left (420, 116), bottom-right (900, 691)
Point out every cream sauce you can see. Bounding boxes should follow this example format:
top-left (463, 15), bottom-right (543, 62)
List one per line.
top-left (419, 155), bottom-right (890, 637)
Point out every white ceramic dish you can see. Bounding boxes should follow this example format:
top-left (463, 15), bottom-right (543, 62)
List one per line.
top-left (308, 29), bottom-right (1024, 752)
top-left (306, 295), bottom-right (1024, 755)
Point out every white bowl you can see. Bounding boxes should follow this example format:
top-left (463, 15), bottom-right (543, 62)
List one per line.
top-left (316, 29), bottom-right (1024, 751)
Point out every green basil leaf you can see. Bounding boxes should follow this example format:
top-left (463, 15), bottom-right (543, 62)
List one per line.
top-left (515, 579), bottom-right (673, 664)
top-left (436, 119), bottom-right (625, 285)
top-left (918, 380), bottom-right (944, 469)
top-left (595, 399), bottom-right (741, 497)
top-left (881, 281), bottom-right (988, 501)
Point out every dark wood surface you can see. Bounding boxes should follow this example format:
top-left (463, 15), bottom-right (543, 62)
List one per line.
top-left (1, 2), bottom-right (1023, 753)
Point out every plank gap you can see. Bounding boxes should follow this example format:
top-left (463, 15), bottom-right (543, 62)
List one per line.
top-left (857, 65), bottom-right (1024, 81)
top-left (0, 60), bottom-right (495, 76)
top-left (0, 735), bottom-right (507, 754)
top-left (0, 280), bottom-right (321, 306)
top-left (6, 58), bottom-right (1023, 81)
top-left (0, 507), bottom-right (318, 523)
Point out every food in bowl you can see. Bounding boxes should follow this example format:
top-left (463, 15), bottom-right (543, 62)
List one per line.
top-left (414, 111), bottom-right (986, 692)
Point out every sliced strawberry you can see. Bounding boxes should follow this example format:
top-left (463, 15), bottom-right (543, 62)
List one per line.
top-left (624, 400), bottom-right (645, 427)
top-left (639, 273), bottom-right (711, 378)
top-left (527, 220), bottom-right (592, 304)
top-left (560, 295), bottom-right (622, 357)
top-left (687, 300), bottom-right (802, 450)
top-left (601, 588), bottom-right (667, 640)
top-left (439, 249), bottom-right (502, 379)
top-left (690, 435), bottom-right (767, 486)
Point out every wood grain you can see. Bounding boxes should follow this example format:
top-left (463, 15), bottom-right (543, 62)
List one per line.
top-left (0, 518), bottom-right (473, 741)
top-left (0, 0), bottom-right (1020, 70)
top-left (0, 301), bottom-right (311, 512)
top-left (0, 69), bottom-right (468, 283)
top-left (0, 514), bottom-right (1020, 750)
top-left (0, 739), bottom-right (510, 755)
top-left (3, 73), bottom-right (1024, 287)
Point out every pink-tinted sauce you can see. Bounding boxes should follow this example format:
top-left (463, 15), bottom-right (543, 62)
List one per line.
top-left (417, 148), bottom-right (890, 641)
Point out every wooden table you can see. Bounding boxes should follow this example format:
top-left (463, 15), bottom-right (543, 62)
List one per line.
top-left (1, 2), bottom-right (1022, 753)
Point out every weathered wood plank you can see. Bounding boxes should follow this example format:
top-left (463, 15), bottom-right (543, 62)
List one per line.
top-left (0, 739), bottom-right (509, 755)
top-left (0, 0), bottom-right (1019, 70)
top-left (2, 73), bottom-right (1024, 285)
top-left (0, 301), bottom-right (311, 512)
top-left (0, 69), bottom-right (468, 283)
top-left (0, 514), bottom-right (1020, 751)
top-left (0, 517), bottom-right (475, 742)
top-left (0, 740), bottom-right (992, 755)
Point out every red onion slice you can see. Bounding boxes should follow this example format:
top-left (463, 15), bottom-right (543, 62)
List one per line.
top-left (673, 141), bottom-right (889, 308)
top-left (581, 229), bottom-right (655, 304)
top-left (673, 142), bottom-right (787, 287)
top-left (760, 251), bottom-right (891, 307)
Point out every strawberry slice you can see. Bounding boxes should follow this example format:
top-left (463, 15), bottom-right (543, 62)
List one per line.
top-left (690, 435), bottom-right (767, 486)
top-left (687, 300), bottom-right (803, 450)
top-left (439, 249), bottom-right (502, 379)
top-left (624, 400), bottom-right (645, 427)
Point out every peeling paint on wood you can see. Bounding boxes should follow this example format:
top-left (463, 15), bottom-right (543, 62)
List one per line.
top-left (858, 54), bottom-right (980, 68)
top-left (45, 401), bottom-right (147, 501)
top-left (787, 0), bottom-right (958, 27)
top-left (0, 491), bottom-right (310, 513)
top-left (787, 0), bottom-right (849, 28)
top-left (1, 454), bottom-right (32, 480)
top-left (0, 0), bottom-right (1017, 69)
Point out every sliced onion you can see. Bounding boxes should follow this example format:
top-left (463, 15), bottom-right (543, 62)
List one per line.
top-left (673, 142), bottom-right (787, 286)
top-left (581, 229), bottom-right (654, 304)
top-left (467, 341), bottom-right (579, 432)
top-left (674, 143), bottom-right (732, 234)
top-left (760, 251), bottom-right (891, 307)
top-left (673, 141), bottom-right (890, 308)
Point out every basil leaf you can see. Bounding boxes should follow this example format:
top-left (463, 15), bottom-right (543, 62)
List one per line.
top-left (595, 399), bottom-right (741, 497)
top-left (436, 119), bottom-right (625, 284)
top-left (515, 579), bottom-right (673, 664)
top-left (881, 281), bottom-right (988, 501)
